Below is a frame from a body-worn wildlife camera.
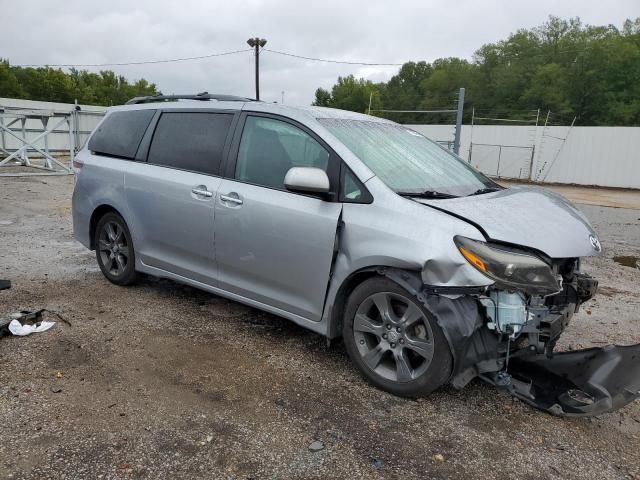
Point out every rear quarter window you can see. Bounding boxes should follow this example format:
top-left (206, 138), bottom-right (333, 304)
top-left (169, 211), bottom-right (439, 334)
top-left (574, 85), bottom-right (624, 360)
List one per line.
top-left (88, 110), bottom-right (155, 159)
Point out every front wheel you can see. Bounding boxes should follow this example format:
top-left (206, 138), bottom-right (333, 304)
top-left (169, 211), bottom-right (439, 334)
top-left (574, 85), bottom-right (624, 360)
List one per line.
top-left (343, 277), bottom-right (452, 397)
top-left (94, 212), bottom-right (137, 286)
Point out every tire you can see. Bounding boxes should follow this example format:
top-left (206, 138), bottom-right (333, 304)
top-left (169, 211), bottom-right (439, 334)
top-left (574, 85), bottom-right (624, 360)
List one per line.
top-left (343, 277), bottom-right (452, 397)
top-left (94, 212), bottom-right (138, 286)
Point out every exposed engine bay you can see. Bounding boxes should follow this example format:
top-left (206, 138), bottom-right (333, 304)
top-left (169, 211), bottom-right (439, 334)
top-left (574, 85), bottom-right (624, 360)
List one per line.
top-left (381, 264), bottom-right (640, 417)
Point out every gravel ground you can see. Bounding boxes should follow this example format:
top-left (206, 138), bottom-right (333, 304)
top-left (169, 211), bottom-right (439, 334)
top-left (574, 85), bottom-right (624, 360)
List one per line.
top-left (0, 175), bottom-right (639, 480)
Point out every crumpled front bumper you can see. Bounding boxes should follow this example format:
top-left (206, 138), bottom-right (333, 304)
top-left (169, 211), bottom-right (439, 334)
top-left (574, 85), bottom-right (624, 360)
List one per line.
top-left (506, 344), bottom-right (640, 416)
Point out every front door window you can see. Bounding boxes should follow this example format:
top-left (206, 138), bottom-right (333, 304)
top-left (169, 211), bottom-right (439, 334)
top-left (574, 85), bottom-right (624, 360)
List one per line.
top-left (235, 116), bottom-right (330, 190)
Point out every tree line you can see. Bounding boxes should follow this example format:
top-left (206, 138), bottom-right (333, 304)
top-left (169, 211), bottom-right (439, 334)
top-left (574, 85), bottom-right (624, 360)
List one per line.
top-left (0, 60), bottom-right (158, 106)
top-left (313, 17), bottom-right (640, 126)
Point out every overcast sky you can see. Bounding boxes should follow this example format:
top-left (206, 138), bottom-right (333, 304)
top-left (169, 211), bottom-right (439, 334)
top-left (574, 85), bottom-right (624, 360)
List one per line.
top-left (3, 0), bottom-right (638, 105)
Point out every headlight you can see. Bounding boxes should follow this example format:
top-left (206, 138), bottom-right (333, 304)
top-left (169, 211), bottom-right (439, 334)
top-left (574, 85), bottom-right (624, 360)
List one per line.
top-left (454, 236), bottom-right (561, 295)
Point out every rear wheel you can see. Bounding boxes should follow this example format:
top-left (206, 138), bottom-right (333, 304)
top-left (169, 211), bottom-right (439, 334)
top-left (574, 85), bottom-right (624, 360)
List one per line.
top-left (343, 277), bottom-right (452, 397)
top-left (95, 212), bottom-right (137, 286)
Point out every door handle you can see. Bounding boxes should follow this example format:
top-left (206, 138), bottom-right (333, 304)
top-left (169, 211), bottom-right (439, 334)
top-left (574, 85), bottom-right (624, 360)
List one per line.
top-left (220, 194), bottom-right (243, 205)
top-left (192, 187), bottom-right (213, 198)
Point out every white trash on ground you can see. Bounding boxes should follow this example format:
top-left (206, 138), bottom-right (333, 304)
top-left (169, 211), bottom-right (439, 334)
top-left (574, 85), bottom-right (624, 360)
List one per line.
top-left (8, 319), bottom-right (56, 336)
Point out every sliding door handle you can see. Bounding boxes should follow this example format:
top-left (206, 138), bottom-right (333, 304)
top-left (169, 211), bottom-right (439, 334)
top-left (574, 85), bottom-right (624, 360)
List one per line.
top-left (192, 187), bottom-right (213, 198)
top-left (220, 194), bottom-right (243, 205)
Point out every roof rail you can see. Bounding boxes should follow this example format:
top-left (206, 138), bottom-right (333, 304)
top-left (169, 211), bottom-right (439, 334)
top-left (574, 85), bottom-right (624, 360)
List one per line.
top-left (125, 92), bottom-right (254, 105)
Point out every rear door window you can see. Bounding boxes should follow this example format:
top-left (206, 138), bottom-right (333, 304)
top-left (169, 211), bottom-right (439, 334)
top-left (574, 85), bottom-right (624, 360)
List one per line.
top-left (88, 110), bottom-right (155, 159)
top-left (147, 112), bottom-right (233, 175)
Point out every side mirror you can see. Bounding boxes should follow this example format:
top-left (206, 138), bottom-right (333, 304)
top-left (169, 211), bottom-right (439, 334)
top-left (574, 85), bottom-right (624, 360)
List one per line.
top-left (284, 167), bottom-right (330, 194)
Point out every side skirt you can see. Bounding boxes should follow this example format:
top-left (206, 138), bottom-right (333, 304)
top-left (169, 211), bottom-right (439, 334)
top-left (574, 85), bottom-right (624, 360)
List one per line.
top-left (137, 262), bottom-right (329, 336)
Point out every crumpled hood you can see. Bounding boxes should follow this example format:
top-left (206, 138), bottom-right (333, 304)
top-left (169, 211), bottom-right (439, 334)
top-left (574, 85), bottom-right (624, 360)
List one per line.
top-left (416, 186), bottom-right (601, 259)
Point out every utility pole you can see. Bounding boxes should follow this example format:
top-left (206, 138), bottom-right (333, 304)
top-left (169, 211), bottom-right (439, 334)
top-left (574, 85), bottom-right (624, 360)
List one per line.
top-left (467, 107), bottom-right (475, 163)
top-left (453, 87), bottom-right (465, 156)
top-left (246, 37), bottom-right (267, 100)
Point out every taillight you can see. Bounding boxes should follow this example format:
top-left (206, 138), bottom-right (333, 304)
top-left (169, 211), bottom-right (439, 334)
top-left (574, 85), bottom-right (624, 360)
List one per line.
top-left (72, 158), bottom-right (83, 170)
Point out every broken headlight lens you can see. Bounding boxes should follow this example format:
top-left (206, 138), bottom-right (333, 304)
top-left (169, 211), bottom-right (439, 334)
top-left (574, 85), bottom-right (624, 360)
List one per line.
top-left (454, 236), bottom-right (561, 295)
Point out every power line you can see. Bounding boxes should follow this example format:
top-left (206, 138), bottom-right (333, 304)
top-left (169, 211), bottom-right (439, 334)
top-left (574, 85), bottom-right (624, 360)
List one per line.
top-left (11, 48), bottom-right (405, 69)
top-left (8, 44), bottom-right (595, 69)
top-left (370, 109), bottom-right (457, 113)
top-left (263, 49), bottom-right (403, 66)
top-left (12, 48), bottom-right (253, 68)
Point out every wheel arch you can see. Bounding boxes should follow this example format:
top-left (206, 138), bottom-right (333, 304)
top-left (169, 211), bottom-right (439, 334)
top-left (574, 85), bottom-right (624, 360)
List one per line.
top-left (326, 265), bottom-right (423, 339)
top-left (89, 204), bottom-right (126, 250)
top-left (329, 265), bottom-right (489, 387)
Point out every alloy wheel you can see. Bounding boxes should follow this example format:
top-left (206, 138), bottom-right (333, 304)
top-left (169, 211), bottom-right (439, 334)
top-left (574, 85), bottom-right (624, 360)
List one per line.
top-left (97, 221), bottom-right (130, 277)
top-left (353, 292), bottom-right (435, 383)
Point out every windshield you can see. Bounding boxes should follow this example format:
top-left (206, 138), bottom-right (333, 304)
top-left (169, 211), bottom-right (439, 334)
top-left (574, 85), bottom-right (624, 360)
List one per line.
top-left (319, 118), bottom-right (499, 197)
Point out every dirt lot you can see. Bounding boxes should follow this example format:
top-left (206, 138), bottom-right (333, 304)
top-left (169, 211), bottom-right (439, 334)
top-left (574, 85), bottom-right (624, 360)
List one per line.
top-left (499, 180), bottom-right (640, 210)
top-left (1, 176), bottom-right (639, 480)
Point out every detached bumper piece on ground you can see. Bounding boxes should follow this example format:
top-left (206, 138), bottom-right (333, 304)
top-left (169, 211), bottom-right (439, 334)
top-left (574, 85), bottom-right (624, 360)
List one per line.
top-left (504, 344), bottom-right (640, 416)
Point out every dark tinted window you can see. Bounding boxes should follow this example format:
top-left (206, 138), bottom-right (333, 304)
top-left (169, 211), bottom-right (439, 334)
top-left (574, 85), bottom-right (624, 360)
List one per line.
top-left (235, 116), bottom-right (329, 189)
top-left (89, 110), bottom-right (155, 159)
top-left (147, 112), bottom-right (233, 175)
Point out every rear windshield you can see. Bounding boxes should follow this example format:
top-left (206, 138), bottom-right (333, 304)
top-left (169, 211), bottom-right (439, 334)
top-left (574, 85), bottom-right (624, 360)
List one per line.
top-left (88, 110), bottom-right (155, 159)
top-left (319, 118), bottom-right (496, 197)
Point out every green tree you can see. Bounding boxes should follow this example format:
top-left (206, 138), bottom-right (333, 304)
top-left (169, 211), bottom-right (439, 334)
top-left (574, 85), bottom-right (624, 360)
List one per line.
top-left (329, 75), bottom-right (381, 113)
top-left (418, 58), bottom-right (479, 123)
top-left (380, 61), bottom-right (432, 123)
top-left (0, 61), bottom-right (158, 106)
top-left (0, 60), bottom-right (23, 97)
top-left (315, 16), bottom-right (640, 126)
top-left (313, 87), bottom-right (332, 107)
top-left (312, 75), bottom-right (382, 114)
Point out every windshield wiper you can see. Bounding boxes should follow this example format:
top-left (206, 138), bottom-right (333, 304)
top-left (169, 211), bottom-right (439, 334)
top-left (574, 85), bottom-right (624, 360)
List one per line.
top-left (467, 187), bottom-right (502, 196)
top-left (397, 190), bottom-right (459, 199)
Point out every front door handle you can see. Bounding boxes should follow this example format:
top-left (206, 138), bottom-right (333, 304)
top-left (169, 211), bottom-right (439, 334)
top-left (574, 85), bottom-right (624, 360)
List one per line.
top-left (192, 187), bottom-right (213, 198)
top-left (220, 193), bottom-right (243, 205)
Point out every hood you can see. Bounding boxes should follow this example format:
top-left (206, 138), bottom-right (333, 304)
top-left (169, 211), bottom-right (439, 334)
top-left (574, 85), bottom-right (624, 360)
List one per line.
top-left (416, 186), bottom-right (601, 259)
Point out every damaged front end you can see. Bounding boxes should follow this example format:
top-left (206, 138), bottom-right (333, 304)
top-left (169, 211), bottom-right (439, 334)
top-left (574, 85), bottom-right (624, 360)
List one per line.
top-left (473, 270), bottom-right (639, 416)
top-left (384, 242), bottom-right (640, 417)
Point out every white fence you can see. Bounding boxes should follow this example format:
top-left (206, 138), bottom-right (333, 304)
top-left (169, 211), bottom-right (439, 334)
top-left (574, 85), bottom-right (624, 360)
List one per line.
top-left (409, 124), bottom-right (640, 190)
top-left (1, 98), bottom-right (637, 188)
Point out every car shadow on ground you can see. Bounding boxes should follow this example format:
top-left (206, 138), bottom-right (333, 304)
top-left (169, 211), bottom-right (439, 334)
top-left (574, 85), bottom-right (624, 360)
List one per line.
top-left (129, 273), bottom-right (515, 409)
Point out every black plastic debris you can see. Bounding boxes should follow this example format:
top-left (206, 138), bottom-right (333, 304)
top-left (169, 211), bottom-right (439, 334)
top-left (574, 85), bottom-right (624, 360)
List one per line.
top-left (505, 344), bottom-right (640, 416)
top-left (0, 279), bottom-right (10, 291)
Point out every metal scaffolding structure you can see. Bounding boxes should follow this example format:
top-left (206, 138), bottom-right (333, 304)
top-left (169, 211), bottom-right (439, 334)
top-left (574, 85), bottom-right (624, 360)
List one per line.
top-left (0, 105), bottom-right (105, 177)
top-left (0, 109), bottom-right (74, 175)
top-left (534, 113), bottom-right (577, 182)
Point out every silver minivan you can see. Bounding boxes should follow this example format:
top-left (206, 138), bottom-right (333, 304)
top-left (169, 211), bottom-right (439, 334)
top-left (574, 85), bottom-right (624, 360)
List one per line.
top-left (72, 93), bottom-right (639, 416)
